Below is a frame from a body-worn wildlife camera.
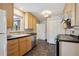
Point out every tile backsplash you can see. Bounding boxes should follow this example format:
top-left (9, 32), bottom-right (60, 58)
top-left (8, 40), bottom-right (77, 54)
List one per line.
top-left (66, 27), bottom-right (79, 36)
top-left (65, 27), bottom-right (79, 36)
top-left (74, 27), bottom-right (79, 36)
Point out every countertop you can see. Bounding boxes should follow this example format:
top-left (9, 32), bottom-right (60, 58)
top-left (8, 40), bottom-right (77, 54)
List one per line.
top-left (57, 34), bottom-right (79, 43)
top-left (7, 33), bottom-right (36, 40)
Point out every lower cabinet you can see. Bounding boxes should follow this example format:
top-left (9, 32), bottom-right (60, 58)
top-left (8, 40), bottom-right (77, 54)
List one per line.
top-left (26, 37), bottom-right (32, 52)
top-left (19, 38), bottom-right (27, 56)
top-left (59, 42), bottom-right (79, 56)
top-left (7, 36), bottom-right (32, 56)
top-left (7, 39), bottom-right (19, 56)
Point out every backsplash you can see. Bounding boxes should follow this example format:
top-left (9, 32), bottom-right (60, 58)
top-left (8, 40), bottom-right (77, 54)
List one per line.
top-left (66, 27), bottom-right (79, 36)
top-left (74, 27), bottom-right (79, 36)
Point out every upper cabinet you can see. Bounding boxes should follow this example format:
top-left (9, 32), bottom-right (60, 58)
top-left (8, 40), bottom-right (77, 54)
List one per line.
top-left (32, 16), bottom-right (37, 32)
top-left (71, 4), bottom-right (76, 26)
top-left (0, 3), bottom-right (13, 29)
top-left (63, 3), bottom-right (76, 27)
top-left (24, 12), bottom-right (37, 32)
top-left (75, 4), bottom-right (79, 26)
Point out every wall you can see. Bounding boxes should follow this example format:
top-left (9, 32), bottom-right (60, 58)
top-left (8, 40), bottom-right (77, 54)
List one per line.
top-left (37, 15), bottom-right (65, 44)
top-left (47, 16), bottom-right (65, 44)
top-left (36, 24), bottom-right (46, 40)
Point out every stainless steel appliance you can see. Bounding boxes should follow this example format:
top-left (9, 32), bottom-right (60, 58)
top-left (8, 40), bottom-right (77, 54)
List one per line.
top-left (31, 35), bottom-right (36, 48)
top-left (0, 9), bottom-right (7, 56)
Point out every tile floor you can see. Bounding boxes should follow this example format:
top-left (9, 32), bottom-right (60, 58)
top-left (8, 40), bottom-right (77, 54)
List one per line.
top-left (24, 40), bottom-right (56, 56)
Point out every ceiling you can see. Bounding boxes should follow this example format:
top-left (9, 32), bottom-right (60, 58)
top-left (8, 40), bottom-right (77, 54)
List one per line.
top-left (14, 3), bottom-right (65, 21)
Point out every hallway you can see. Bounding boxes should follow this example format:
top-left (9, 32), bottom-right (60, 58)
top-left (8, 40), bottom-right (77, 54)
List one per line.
top-left (24, 40), bottom-right (56, 56)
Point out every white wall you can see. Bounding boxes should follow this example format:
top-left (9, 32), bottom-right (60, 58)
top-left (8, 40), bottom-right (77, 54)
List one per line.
top-left (36, 23), bottom-right (46, 40)
top-left (37, 15), bottom-right (66, 44)
top-left (47, 16), bottom-right (65, 44)
top-left (36, 15), bottom-right (78, 44)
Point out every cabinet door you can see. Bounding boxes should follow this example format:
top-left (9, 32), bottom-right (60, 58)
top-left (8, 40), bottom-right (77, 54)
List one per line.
top-left (59, 42), bottom-right (79, 56)
top-left (64, 3), bottom-right (76, 26)
top-left (19, 37), bottom-right (32, 56)
top-left (28, 13), bottom-right (33, 29)
top-left (76, 4), bottom-right (79, 26)
top-left (71, 4), bottom-right (76, 26)
top-left (19, 38), bottom-right (27, 56)
top-left (32, 16), bottom-right (37, 32)
top-left (7, 39), bottom-right (19, 56)
top-left (0, 3), bottom-right (13, 28)
top-left (24, 12), bottom-right (28, 29)
top-left (26, 37), bottom-right (32, 52)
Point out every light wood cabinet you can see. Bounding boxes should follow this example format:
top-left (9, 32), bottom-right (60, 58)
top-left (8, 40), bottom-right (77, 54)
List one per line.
top-left (71, 4), bottom-right (76, 26)
top-left (19, 38), bottom-right (27, 56)
top-left (64, 3), bottom-right (76, 27)
top-left (0, 3), bottom-right (13, 29)
top-left (7, 36), bottom-right (32, 56)
top-left (64, 4), bottom-right (72, 15)
top-left (32, 16), bottom-right (37, 32)
top-left (19, 37), bottom-right (32, 56)
top-left (24, 12), bottom-right (37, 32)
top-left (75, 4), bottom-right (79, 26)
top-left (26, 37), bottom-right (32, 52)
top-left (7, 39), bottom-right (19, 56)
top-left (28, 13), bottom-right (33, 29)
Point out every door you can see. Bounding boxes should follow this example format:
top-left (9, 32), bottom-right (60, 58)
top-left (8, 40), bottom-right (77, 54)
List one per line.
top-left (37, 24), bottom-right (46, 40)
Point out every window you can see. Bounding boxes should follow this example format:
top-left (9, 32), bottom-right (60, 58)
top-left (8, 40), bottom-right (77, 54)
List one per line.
top-left (13, 15), bottom-right (23, 31)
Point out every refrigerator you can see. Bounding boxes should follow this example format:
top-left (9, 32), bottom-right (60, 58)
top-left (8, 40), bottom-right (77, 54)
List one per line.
top-left (0, 9), bottom-right (7, 56)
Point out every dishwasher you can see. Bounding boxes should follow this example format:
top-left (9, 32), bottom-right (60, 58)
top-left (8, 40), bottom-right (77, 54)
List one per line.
top-left (31, 35), bottom-right (36, 48)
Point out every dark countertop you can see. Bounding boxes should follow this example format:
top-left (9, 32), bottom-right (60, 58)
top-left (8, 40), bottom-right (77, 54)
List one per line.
top-left (57, 34), bottom-right (79, 43)
top-left (7, 33), bottom-right (36, 40)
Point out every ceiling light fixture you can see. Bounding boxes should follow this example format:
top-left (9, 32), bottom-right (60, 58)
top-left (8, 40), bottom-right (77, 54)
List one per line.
top-left (41, 10), bottom-right (52, 18)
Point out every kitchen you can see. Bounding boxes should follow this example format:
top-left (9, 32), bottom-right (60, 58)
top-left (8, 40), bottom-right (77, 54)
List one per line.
top-left (0, 3), bottom-right (79, 56)
top-left (0, 3), bottom-right (37, 56)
